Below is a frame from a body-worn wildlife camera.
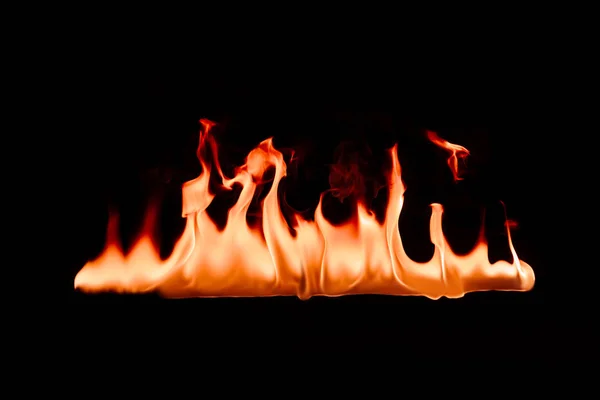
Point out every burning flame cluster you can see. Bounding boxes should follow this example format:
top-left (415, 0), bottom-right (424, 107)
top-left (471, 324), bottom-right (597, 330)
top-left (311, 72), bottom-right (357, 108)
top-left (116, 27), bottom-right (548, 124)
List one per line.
top-left (74, 120), bottom-right (534, 299)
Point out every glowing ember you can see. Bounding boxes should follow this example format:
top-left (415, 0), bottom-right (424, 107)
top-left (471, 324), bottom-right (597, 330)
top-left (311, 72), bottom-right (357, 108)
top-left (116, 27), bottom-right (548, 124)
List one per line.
top-left (74, 120), bottom-right (534, 300)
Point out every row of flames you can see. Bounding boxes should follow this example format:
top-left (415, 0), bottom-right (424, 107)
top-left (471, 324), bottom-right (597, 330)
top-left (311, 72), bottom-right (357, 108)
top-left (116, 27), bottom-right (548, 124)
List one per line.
top-left (74, 120), bottom-right (534, 300)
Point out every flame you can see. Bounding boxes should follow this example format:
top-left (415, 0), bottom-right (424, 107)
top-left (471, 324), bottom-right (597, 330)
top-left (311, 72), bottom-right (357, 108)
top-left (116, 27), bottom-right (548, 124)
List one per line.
top-left (427, 130), bottom-right (470, 181)
top-left (74, 121), bottom-right (534, 300)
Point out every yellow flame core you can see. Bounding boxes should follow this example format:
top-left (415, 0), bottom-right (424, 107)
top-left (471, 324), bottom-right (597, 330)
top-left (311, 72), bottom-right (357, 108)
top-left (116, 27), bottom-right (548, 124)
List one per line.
top-left (74, 123), bottom-right (534, 300)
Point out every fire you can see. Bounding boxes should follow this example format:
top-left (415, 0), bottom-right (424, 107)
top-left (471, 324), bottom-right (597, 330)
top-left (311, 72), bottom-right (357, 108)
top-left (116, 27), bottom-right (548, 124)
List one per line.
top-left (74, 120), bottom-right (534, 300)
top-left (427, 130), bottom-right (470, 181)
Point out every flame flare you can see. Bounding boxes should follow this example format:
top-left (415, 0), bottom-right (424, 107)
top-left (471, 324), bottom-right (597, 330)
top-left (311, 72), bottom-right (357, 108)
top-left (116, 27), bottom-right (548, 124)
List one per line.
top-left (74, 120), bottom-right (534, 300)
top-left (427, 130), bottom-right (470, 181)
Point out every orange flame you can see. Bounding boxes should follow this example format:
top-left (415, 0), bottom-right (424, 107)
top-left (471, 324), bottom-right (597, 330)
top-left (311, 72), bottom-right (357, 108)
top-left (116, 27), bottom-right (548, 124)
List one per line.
top-left (427, 130), bottom-right (470, 181)
top-left (74, 121), bottom-right (534, 300)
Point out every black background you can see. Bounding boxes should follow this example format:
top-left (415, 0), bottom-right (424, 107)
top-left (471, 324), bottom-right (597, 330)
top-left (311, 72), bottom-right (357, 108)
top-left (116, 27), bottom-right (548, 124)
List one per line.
top-left (57, 59), bottom-right (594, 364)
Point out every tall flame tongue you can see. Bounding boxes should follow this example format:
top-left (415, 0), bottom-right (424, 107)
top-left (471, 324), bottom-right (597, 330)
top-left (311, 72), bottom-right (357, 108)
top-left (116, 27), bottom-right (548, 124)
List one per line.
top-left (75, 121), bottom-right (534, 300)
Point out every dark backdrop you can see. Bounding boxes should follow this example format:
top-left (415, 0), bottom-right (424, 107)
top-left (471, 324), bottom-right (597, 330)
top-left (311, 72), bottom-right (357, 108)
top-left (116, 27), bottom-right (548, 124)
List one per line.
top-left (57, 66), bottom-right (594, 363)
